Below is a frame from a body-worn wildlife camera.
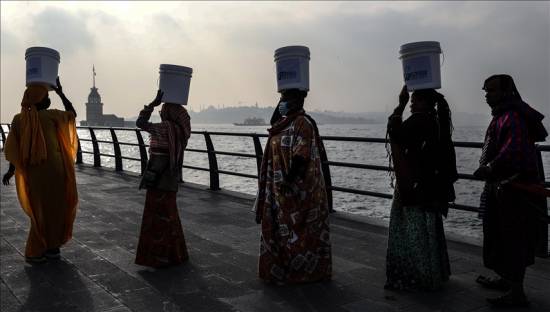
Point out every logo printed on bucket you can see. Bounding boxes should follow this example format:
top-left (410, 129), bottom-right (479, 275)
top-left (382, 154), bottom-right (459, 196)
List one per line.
top-left (278, 71), bottom-right (297, 80)
top-left (26, 57), bottom-right (42, 78)
top-left (405, 70), bottom-right (428, 81)
top-left (277, 59), bottom-right (301, 83)
top-left (403, 56), bottom-right (432, 84)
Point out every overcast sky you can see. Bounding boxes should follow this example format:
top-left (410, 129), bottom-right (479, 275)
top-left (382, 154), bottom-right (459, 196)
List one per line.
top-left (1, 1), bottom-right (549, 125)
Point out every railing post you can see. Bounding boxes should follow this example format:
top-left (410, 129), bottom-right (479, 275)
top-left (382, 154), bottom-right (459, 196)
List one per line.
top-left (89, 128), bottom-right (101, 167)
top-left (535, 147), bottom-right (548, 257)
top-left (110, 128), bottom-right (123, 171)
top-left (76, 137), bottom-right (83, 164)
top-left (252, 134), bottom-right (263, 178)
top-left (319, 138), bottom-right (334, 212)
top-left (135, 129), bottom-right (148, 175)
top-left (0, 125), bottom-right (6, 151)
top-left (203, 132), bottom-right (220, 191)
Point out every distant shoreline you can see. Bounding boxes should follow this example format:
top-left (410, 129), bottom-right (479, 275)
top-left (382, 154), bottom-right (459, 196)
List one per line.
top-left (120, 106), bottom-right (497, 127)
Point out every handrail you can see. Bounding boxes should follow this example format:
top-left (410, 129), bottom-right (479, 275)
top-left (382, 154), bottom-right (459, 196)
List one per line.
top-left (135, 129), bottom-right (148, 174)
top-left (0, 124), bottom-right (548, 193)
top-left (0, 123), bottom-right (548, 256)
top-left (1, 124), bottom-right (548, 183)
top-left (252, 136), bottom-right (264, 176)
top-left (88, 128), bottom-right (101, 167)
top-left (110, 128), bottom-right (123, 171)
top-left (203, 132), bottom-right (220, 190)
top-left (0, 125), bottom-right (6, 148)
top-left (78, 126), bottom-right (550, 209)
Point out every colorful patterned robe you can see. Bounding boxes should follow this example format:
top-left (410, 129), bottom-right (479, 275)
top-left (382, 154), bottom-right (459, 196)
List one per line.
top-left (256, 114), bottom-right (332, 284)
top-left (480, 103), bottom-right (547, 282)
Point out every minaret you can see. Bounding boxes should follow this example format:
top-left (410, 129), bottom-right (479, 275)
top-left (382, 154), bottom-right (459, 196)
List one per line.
top-left (85, 65), bottom-right (103, 126)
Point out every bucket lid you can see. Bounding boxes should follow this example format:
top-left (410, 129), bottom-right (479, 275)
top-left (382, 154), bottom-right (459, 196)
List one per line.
top-left (274, 45), bottom-right (310, 60)
top-left (25, 46), bottom-right (60, 62)
top-left (159, 64), bottom-right (193, 74)
top-left (399, 41), bottom-right (441, 56)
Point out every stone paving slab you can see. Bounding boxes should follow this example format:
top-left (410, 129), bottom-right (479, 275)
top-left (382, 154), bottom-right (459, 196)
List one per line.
top-left (1, 160), bottom-right (549, 311)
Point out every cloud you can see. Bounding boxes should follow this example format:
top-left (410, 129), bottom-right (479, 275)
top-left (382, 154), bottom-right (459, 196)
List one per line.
top-left (148, 13), bottom-right (191, 48)
top-left (81, 9), bottom-right (119, 27)
top-left (30, 7), bottom-right (95, 56)
top-left (0, 29), bottom-right (20, 54)
top-left (152, 13), bottom-right (184, 32)
top-left (204, 2), bottom-right (549, 115)
top-left (1, 2), bottom-right (548, 123)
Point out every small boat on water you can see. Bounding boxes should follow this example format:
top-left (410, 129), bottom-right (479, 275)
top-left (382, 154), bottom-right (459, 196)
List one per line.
top-left (233, 117), bottom-right (269, 126)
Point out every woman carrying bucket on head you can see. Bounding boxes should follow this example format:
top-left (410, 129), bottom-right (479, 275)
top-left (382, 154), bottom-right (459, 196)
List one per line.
top-left (134, 64), bottom-right (192, 268)
top-left (255, 46), bottom-right (332, 284)
top-left (384, 41), bottom-right (458, 290)
top-left (3, 47), bottom-right (79, 263)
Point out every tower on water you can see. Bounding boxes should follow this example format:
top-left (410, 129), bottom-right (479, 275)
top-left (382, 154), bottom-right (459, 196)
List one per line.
top-left (85, 65), bottom-right (103, 125)
top-left (81, 65), bottom-right (126, 127)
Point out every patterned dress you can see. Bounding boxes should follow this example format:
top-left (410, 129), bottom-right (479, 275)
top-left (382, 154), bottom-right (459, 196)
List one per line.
top-left (385, 196), bottom-right (451, 290)
top-left (256, 114), bottom-right (332, 284)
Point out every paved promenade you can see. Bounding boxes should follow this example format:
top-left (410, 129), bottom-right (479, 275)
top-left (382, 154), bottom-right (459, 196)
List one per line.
top-left (1, 160), bottom-right (549, 311)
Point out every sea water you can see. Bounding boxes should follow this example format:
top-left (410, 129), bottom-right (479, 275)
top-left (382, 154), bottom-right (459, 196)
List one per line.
top-left (76, 123), bottom-right (550, 242)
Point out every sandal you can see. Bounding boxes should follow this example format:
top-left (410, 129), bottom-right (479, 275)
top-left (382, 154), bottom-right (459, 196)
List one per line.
top-left (475, 275), bottom-right (510, 291)
top-left (487, 293), bottom-right (530, 308)
top-left (25, 256), bottom-right (47, 264)
top-left (44, 248), bottom-right (60, 260)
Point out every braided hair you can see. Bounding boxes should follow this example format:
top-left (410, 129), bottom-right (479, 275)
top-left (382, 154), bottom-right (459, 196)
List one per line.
top-left (385, 89), bottom-right (455, 189)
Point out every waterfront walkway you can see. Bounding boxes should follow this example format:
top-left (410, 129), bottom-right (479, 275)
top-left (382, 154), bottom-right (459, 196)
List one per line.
top-left (1, 160), bottom-right (549, 312)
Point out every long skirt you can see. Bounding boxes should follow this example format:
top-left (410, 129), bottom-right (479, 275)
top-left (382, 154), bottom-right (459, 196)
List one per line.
top-left (135, 189), bottom-right (189, 268)
top-left (385, 197), bottom-right (451, 291)
top-left (25, 157), bottom-right (75, 257)
top-left (482, 185), bottom-right (537, 282)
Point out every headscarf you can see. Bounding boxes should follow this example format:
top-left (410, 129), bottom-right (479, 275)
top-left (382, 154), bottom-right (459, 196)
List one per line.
top-left (161, 103), bottom-right (191, 172)
top-left (19, 85), bottom-right (49, 166)
top-left (512, 100), bottom-right (548, 142)
top-left (485, 74), bottom-right (548, 142)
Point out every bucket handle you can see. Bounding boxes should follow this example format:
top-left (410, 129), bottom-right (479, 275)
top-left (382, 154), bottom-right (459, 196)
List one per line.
top-left (441, 51), bottom-right (445, 67)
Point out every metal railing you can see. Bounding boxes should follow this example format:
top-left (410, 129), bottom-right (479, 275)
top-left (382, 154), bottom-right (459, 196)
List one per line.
top-left (0, 123), bottom-right (549, 256)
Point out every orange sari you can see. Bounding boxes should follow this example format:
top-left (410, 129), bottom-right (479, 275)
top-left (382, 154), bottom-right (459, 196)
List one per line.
top-left (4, 105), bottom-right (78, 257)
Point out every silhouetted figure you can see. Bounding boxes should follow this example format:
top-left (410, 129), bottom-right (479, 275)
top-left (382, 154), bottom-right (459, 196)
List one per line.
top-left (474, 74), bottom-right (547, 308)
top-left (135, 90), bottom-right (191, 268)
top-left (385, 86), bottom-right (458, 290)
top-left (255, 88), bottom-right (332, 284)
top-left (3, 78), bottom-right (79, 263)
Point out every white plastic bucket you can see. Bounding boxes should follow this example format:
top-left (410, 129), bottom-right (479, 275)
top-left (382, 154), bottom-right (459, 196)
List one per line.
top-left (274, 45), bottom-right (310, 92)
top-left (25, 47), bottom-right (60, 90)
top-left (399, 41), bottom-right (442, 90)
top-left (158, 64), bottom-right (193, 105)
